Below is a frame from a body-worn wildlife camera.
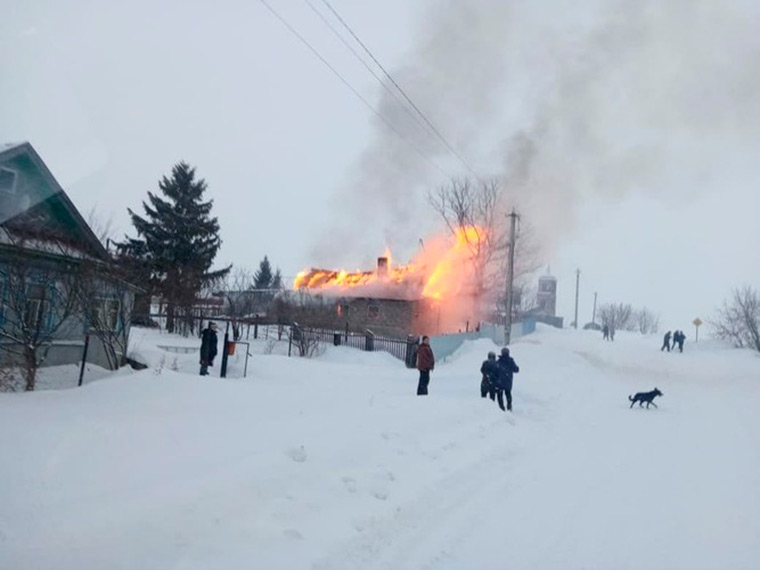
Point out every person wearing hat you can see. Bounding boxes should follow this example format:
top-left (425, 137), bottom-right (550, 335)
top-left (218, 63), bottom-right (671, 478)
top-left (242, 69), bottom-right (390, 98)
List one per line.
top-left (200, 321), bottom-right (219, 376)
top-left (480, 351), bottom-right (498, 400)
top-left (495, 347), bottom-right (520, 412)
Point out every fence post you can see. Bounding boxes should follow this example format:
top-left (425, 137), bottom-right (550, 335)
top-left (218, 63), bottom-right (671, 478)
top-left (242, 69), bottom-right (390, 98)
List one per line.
top-left (78, 333), bottom-right (90, 387)
top-left (365, 330), bottom-right (375, 352)
top-left (254, 316), bottom-right (259, 339)
top-left (220, 322), bottom-right (230, 378)
top-left (405, 334), bottom-right (418, 368)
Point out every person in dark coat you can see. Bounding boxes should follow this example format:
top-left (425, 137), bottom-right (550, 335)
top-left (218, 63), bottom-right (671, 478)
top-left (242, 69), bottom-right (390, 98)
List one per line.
top-left (676, 330), bottom-right (686, 352)
top-left (416, 335), bottom-right (435, 396)
top-left (602, 324), bottom-right (609, 341)
top-left (661, 331), bottom-right (672, 352)
top-left (495, 347), bottom-right (520, 412)
top-left (480, 351), bottom-right (498, 400)
top-left (200, 321), bottom-right (219, 376)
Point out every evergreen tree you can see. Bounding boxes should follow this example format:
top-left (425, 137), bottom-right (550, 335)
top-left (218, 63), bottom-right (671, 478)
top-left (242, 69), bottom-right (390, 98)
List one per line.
top-left (114, 237), bottom-right (153, 324)
top-left (254, 256), bottom-right (273, 290)
top-left (271, 268), bottom-right (283, 290)
top-left (121, 162), bottom-right (230, 332)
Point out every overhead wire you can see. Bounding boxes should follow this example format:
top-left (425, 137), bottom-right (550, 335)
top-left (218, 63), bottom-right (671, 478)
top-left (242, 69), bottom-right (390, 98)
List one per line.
top-left (302, 0), bottom-right (439, 144)
top-left (318, 0), bottom-right (483, 181)
top-left (257, 0), bottom-right (452, 179)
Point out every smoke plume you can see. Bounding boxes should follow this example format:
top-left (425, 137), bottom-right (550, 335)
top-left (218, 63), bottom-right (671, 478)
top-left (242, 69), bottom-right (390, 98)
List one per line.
top-left (313, 0), bottom-right (760, 265)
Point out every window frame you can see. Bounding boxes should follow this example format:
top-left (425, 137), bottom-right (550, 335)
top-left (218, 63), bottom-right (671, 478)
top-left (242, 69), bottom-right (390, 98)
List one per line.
top-left (0, 167), bottom-right (18, 194)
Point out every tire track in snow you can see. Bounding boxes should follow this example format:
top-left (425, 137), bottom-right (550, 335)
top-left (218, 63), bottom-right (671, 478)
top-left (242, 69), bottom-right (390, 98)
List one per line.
top-left (311, 413), bottom-right (536, 570)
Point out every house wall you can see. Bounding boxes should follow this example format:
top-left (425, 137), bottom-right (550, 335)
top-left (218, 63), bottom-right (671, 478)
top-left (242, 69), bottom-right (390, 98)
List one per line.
top-left (281, 293), bottom-right (476, 339)
top-left (285, 295), bottom-right (422, 339)
top-left (328, 297), bottom-right (417, 338)
top-left (0, 271), bottom-right (135, 371)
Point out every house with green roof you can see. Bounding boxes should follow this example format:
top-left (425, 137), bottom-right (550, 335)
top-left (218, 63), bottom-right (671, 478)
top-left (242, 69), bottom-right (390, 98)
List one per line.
top-left (0, 142), bottom-right (137, 389)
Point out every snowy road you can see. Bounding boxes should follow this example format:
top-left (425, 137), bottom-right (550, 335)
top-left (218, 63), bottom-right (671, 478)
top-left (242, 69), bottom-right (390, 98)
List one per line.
top-left (1, 327), bottom-right (758, 569)
top-left (317, 332), bottom-right (760, 570)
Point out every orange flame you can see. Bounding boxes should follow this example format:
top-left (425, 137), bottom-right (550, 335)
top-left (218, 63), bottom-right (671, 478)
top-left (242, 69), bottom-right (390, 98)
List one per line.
top-left (293, 226), bottom-right (486, 302)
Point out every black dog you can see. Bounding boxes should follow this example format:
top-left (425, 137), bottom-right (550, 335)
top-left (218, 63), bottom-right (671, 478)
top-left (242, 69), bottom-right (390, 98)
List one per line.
top-left (629, 388), bottom-right (663, 409)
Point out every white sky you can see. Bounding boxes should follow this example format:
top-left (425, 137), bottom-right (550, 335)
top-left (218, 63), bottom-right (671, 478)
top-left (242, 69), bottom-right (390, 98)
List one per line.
top-left (2, 0), bottom-right (759, 332)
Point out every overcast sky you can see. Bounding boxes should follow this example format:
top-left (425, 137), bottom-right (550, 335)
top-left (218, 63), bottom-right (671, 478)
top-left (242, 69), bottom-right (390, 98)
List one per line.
top-left (2, 0), bottom-right (759, 332)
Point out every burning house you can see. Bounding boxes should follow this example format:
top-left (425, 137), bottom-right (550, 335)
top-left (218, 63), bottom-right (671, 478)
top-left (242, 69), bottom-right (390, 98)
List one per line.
top-left (289, 228), bottom-right (489, 338)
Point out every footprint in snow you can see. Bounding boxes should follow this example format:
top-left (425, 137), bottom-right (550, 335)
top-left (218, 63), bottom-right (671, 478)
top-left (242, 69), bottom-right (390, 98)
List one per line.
top-left (371, 488), bottom-right (390, 501)
top-left (287, 445), bottom-right (308, 463)
top-left (342, 476), bottom-right (358, 493)
top-left (283, 528), bottom-right (304, 540)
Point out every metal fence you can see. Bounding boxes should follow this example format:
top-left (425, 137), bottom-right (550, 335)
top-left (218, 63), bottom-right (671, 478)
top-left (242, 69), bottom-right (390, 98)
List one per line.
top-left (290, 325), bottom-right (417, 367)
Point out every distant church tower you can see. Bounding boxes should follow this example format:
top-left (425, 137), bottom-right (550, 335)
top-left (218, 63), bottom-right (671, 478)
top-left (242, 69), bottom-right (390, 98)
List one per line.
top-left (537, 267), bottom-right (557, 316)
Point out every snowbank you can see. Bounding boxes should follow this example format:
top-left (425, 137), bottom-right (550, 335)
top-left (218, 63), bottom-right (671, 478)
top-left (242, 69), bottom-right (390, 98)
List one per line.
top-left (0, 326), bottom-right (758, 569)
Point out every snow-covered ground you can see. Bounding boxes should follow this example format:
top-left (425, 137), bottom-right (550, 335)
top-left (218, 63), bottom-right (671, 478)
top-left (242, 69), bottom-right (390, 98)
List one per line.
top-left (1, 326), bottom-right (758, 569)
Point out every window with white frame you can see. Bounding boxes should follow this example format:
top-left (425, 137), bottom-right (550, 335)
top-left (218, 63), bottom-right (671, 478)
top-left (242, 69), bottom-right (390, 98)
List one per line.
top-left (92, 298), bottom-right (120, 330)
top-left (24, 283), bottom-right (50, 330)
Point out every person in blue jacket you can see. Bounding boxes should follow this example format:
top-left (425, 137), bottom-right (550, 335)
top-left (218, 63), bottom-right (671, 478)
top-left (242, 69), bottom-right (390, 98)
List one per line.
top-left (495, 347), bottom-right (520, 412)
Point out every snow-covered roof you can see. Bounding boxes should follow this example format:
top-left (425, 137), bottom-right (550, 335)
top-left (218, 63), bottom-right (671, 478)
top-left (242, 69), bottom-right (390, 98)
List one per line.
top-left (1, 141), bottom-right (27, 152)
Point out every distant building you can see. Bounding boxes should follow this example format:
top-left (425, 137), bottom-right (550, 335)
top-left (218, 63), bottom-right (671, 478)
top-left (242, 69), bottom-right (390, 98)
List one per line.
top-left (279, 257), bottom-right (454, 338)
top-left (273, 290), bottom-right (441, 339)
top-left (536, 268), bottom-right (557, 316)
top-left (526, 267), bottom-right (563, 328)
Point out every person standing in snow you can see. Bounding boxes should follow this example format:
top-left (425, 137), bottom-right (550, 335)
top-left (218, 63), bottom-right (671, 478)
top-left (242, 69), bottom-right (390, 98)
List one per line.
top-left (480, 351), bottom-right (498, 400)
top-left (610, 327), bottom-right (616, 341)
top-left (495, 347), bottom-right (520, 412)
top-left (199, 321), bottom-right (219, 376)
top-left (602, 324), bottom-right (610, 341)
top-left (416, 336), bottom-right (435, 396)
top-left (676, 330), bottom-right (686, 353)
top-left (661, 331), bottom-right (672, 352)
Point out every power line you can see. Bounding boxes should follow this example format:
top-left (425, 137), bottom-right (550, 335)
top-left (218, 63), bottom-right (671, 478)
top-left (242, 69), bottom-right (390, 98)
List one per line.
top-left (303, 0), bottom-right (438, 144)
top-left (257, 0), bottom-right (451, 179)
top-left (318, 0), bottom-right (482, 180)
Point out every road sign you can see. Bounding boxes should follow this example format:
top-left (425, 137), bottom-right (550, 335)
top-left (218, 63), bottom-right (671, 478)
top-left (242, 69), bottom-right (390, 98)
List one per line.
top-left (693, 317), bottom-right (703, 342)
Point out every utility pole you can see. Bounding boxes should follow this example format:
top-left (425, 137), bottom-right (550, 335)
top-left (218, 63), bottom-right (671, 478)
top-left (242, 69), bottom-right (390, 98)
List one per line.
top-left (504, 210), bottom-right (518, 346)
top-left (592, 291), bottom-right (598, 324)
top-left (574, 269), bottom-right (580, 329)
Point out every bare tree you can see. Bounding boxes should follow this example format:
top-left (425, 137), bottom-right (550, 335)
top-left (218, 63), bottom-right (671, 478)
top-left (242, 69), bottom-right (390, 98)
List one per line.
top-left (428, 178), bottom-right (505, 295)
top-left (598, 302), bottom-right (633, 332)
top-left (0, 240), bottom-right (83, 391)
top-left (287, 325), bottom-right (326, 358)
top-left (428, 177), bottom-right (540, 318)
top-left (711, 286), bottom-right (760, 352)
top-left (633, 307), bottom-right (661, 334)
top-left (85, 206), bottom-right (116, 248)
top-left (216, 268), bottom-right (256, 339)
top-left (74, 262), bottom-right (134, 370)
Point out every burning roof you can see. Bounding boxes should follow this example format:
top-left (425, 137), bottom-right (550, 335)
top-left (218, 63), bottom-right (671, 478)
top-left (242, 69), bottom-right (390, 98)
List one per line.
top-left (294, 226), bottom-right (486, 301)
